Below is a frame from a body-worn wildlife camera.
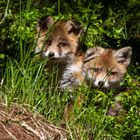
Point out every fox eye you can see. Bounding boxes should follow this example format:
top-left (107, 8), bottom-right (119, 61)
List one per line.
top-left (118, 60), bottom-right (124, 64)
top-left (90, 68), bottom-right (100, 72)
top-left (110, 71), bottom-right (118, 75)
top-left (58, 42), bottom-right (68, 47)
top-left (94, 68), bottom-right (100, 72)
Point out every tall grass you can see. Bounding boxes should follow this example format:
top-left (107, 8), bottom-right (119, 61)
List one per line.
top-left (0, 0), bottom-right (140, 139)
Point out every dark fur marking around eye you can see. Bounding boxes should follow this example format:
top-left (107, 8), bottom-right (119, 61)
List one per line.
top-left (92, 68), bottom-right (100, 72)
top-left (110, 71), bottom-right (118, 75)
top-left (59, 38), bottom-right (70, 47)
top-left (46, 39), bottom-right (52, 46)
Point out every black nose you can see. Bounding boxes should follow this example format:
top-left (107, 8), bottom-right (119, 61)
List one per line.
top-left (48, 52), bottom-right (54, 57)
top-left (98, 81), bottom-right (104, 86)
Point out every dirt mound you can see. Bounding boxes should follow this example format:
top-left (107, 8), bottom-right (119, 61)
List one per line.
top-left (0, 102), bottom-right (67, 140)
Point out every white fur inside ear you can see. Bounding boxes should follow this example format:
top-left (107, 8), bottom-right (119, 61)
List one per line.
top-left (65, 20), bottom-right (74, 32)
top-left (46, 16), bottom-right (54, 27)
top-left (113, 47), bottom-right (132, 67)
top-left (36, 24), bottom-right (41, 32)
top-left (65, 20), bottom-right (82, 37)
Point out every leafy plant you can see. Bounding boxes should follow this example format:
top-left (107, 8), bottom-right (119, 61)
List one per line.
top-left (0, 0), bottom-right (140, 139)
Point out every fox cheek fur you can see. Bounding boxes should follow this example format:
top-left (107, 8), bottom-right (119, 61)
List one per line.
top-left (83, 46), bottom-right (132, 89)
top-left (35, 16), bottom-right (83, 62)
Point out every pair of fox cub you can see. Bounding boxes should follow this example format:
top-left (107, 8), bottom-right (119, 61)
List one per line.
top-left (35, 16), bottom-right (132, 91)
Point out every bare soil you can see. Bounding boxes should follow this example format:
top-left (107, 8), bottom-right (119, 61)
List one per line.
top-left (0, 102), bottom-right (67, 140)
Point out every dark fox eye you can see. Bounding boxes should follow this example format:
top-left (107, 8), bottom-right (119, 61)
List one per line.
top-left (118, 60), bottom-right (124, 64)
top-left (90, 68), bottom-right (99, 72)
top-left (110, 71), bottom-right (117, 75)
top-left (94, 68), bottom-right (100, 72)
top-left (58, 42), bottom-right (67, 47)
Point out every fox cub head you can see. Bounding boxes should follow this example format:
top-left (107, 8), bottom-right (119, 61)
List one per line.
top-left (35, 16), bottom-right (82, 62)
top-left (82, 46), bottom-right (132, 89)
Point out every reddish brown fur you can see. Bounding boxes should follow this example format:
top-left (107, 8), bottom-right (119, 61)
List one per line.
top-left (62, 46), bottom-right (132, 121)
top-left (35, 19), bottom-right (81, 60)
top-left (86, 49), bottom-right (126, 74)
top-left (82, 46), bottom-right (131, 89)
top-left (44, 21), bottom-right (79, 55)
top-left (35, 17), bottom-right (83, 85)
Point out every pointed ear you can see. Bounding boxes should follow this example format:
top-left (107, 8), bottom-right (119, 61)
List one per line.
top-left (113, 47), bottom-right (132, 67)
top-left (36, 16), bottom-right (54, 32)
top-left (84, 46), bottom-right (104, 62)
top-left (65, 20), bottom-right (83, 37)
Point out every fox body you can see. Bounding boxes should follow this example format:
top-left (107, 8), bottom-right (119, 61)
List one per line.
top-left (60, 52), bottom-right (84, 91)
top-left (35, 16), bottom-right (83, 81)
top-left (60, 46), bottom-right (132, 91)
top-left (61, 46), bottom-right (132, 121)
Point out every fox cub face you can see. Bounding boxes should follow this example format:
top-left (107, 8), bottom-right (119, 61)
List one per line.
top-left (35, 16), bottom-right (82, 62)
top-left (83, 46), bottom-right (132, 89)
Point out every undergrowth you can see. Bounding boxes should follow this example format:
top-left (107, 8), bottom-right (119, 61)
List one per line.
top-left (0, 0), bottom-right (140, 139)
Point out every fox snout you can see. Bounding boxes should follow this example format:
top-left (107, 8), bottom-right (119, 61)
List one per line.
top-left (98, 81), bottom-right (104, 86)
top-left (43, 49), bottom-right (60, 59)
top-left (95, 80), bottom-right (110, 88)
top-left (93, 74), bottom-right (122, 89)
top-left (48, 52), bottom-right (55, 58)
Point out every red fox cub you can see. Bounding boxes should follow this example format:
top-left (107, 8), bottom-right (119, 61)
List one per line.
top-left (60, 46), bottom-right (132, 90)
top-left (83, 46), bottom-right (132, 89)
top-left (35, 16), bottom-right (83, 81)
top-left (35, 16), bottom-right (82, 63)
top-left (62, 46), bottom-right (132, 121)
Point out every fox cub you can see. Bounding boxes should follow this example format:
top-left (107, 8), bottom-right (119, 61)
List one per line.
top-left (35, 16), bottom-right (83, 81)
top-left (60, 46), bottom-right (132, 90)
top-left (62, 46), bottom-right (132, 121)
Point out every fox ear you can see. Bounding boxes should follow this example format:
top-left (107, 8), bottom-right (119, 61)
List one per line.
top-left (65, 20), bottom-right (83, 37)
top-left (36, 16), bottom-right (54, 32)
top-left (113, 47), bottom-right (132, 67)
top-left (84, 46), bottom-right (104, 62)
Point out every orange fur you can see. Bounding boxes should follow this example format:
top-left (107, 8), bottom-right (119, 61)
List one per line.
top-left (35, 17), bottom-right (82, 62)
top-left (83, 46), bottom-right (132, 89)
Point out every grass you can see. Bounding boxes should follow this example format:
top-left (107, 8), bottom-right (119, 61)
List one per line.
top-left (0, 0), bottom-right (140, 139)
top-left (1, 53), bottom-right (140, 139)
